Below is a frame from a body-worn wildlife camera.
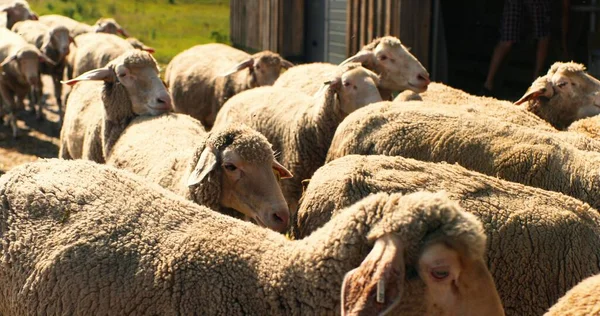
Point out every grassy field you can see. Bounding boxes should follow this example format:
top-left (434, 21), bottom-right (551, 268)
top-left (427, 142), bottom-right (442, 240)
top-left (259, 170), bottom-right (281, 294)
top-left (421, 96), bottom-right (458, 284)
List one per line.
top-left (28, 0), bottom-right (230, 64)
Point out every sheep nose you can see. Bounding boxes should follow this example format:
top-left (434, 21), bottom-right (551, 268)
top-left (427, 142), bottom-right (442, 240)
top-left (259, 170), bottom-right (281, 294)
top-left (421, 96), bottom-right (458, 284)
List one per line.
top-left (156, 94), bottom-right (172, 110)
top-left (270, 209), bottom-right (290, 233)
top-left (418, 72), bottom-right (431, 85)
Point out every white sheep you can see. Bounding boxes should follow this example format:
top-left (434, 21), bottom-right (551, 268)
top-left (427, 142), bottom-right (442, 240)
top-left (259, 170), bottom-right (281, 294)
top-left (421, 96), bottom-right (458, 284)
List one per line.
top-left (106, 113), bottom-right (293, 232)
top-left (11, 20), bottom-right (72, 119)
top-left (297, 154), bottom-right (600, 316)
top-left (165, 43), bottom-right (294, 128)
top-left (274, 36), bottom-right (431, 100)
top-left (0, 27), bottom-right (54, 138)
top-left (326, 100), bottom-right (600, 211)
top-left (545, 274), bottom-right (600, 315)
top-left (38, 14), bottom-right (129, 38)
top-left (515, 62), bottom-right (600, 130)
top-left (0, 159), bottom-right (504, 315)
top-left (59, 50), bottom-right (171, 162)
top-left (214, 63), bottom-right (382, 213)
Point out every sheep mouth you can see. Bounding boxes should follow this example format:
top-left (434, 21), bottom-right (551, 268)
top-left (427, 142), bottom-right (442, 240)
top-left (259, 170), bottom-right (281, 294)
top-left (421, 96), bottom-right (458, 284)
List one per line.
top-left (252, 215), bottom-right (267, 228)
top-left (407, 82), bottom-right (428, 93)
top-left (148, 104), bottom-right (171, 113)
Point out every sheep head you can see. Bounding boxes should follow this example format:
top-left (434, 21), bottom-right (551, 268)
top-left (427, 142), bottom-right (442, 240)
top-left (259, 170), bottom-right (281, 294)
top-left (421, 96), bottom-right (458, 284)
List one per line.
top-left (323, 63), bottom-right (382, 116)
top-left (187, 124), bottom-right (292, 233)
top-left (94, 17), bottom-right (129, 37)
top-left (341, 192), bottom-right (504, 316)
top-left (45, 25), bottom-right (71, 62)
top-left (1, 45), bottom-right (53, 87)
top-left (62, 50), bottom-right (172, 116)
top-left (219, 50), bottom-right (294, 87)
top-left (341, 36), bottom-right (430, 93)
top-left (1, 0), bottom-right (37, 29)
top-left (516, 62), bottom-right (600, 129)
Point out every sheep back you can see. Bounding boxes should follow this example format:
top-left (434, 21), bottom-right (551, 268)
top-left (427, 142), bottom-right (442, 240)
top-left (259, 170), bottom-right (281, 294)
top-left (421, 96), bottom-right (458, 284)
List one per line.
top-left (298, 154), bottom-right (600, 316)
top-left (273, 62), bottom-right (338, 95)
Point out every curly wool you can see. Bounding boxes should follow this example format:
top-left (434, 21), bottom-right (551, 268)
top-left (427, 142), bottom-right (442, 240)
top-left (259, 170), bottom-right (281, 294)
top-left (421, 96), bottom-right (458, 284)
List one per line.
top-left (297, 154), bottom-right (600, 315)
top-left (0, 159), bottom-right (490, 315)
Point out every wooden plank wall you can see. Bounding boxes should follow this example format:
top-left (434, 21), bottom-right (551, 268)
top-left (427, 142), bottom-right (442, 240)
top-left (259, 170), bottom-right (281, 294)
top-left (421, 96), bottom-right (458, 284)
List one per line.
top-left (230, 0), bottom-right (305, 58)
top-left (346, 0), bottom-right (430, 69)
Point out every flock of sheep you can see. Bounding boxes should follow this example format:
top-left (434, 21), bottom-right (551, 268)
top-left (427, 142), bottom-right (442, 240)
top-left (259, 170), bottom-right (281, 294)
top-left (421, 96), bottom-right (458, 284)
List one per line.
top-left (2, 0), bottom-right (600, 315)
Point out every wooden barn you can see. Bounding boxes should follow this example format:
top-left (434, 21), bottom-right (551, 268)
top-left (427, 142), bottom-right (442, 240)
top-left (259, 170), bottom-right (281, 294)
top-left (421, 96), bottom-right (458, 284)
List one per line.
top-left (230, 0), bottom-right (600, 99)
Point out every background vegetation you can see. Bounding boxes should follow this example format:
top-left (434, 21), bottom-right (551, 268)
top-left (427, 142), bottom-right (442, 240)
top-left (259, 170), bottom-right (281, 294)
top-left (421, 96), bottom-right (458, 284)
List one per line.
top-left (28, 0), bottom-right (230, 64)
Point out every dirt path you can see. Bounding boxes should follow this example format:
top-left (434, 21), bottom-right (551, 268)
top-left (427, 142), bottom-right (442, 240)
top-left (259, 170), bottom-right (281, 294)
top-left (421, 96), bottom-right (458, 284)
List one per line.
top-left (0, 76), bottom-right (62, 175)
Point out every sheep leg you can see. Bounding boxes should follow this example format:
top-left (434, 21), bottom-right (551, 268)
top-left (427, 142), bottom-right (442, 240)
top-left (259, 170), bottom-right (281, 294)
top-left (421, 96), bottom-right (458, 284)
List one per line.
top-left (0, 84), bottom-right (18, 138)
top-left (53, 72), bottom-right (63, 122)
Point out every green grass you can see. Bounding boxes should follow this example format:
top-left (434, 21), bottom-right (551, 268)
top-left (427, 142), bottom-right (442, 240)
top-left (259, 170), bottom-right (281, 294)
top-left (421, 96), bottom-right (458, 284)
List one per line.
top-left (28, 0), bottom-right (230, 65)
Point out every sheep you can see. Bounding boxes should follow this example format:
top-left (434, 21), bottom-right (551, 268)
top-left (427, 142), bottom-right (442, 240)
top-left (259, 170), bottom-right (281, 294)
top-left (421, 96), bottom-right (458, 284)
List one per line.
top-left (545, 274), bottom-right (600, 315)
top-left (214, 63), bottom-right (382, 213)
top-left (11, 20), bottom-right (72, 119)
top-left (165, 43), bottom-right (294, 128)
top-left (400, 81), bottom-right (600, 152)
top-left (38, 14), bottom-right (128, 38)
top-left (0, 158), bottom-right (504, 315)
top-left (326, 101), bottom-right (600, 210)
top-left (273, 36), bottom-right (431, 100)
top-left (106, 114), bottom-right (293, 232)
top-left (0, 0), bottom-right (36, 29)
top-left (71, 32), bottom-right (138, 78)
top-left (515, 62), bottom-right (600, 130)
top-left (0, 27), bottom-right (54, 138)
top-left (59, 50), bottom-right (171, 162)
top-left (297, 154), bottom-right (600, 316)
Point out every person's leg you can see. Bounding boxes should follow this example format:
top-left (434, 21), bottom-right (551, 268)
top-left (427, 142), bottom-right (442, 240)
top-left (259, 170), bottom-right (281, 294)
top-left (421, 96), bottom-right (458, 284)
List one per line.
top-left (527, 0), bottom-right (552, 78)
top-left (484, 41), bottom-right (515, 90)
top-left (534, 36), bottom-right (550, 79)
top-left (484, 0), bottom-right (522, 92)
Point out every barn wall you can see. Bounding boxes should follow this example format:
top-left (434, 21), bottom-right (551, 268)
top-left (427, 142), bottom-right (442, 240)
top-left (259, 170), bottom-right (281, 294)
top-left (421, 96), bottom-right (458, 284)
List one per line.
top-left (326, 0), bottom-right (348, 63)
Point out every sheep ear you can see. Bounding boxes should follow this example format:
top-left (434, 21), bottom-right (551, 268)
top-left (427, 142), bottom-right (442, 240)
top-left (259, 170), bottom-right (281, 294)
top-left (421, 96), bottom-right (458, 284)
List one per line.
top-left (340, 50), bottom-right (376, 67)
top-left (324, 77), bottom-right (342, 92)
top-left (69, 36), bottom-right (77, 47)
top-left (219, 58), bottom-right (254, 77)
top-left (272, 160), bottom-right (293, 179)
top-left (515, 79), bottom-right (554, 105)
top-left (281, 58), bottom-right (294, 69)
top-left (140, 44), bottom-right (155, 54)
top-left (187, 146), bottom-right (219, 187)
top-left (341, 234), bottom-right (404, 316)
top-left (61, 68), bottom-right (113, 86)
top-left (117, 28), bottom-right (130, 38)
top-left (0, 54), bottom-right (17, 67)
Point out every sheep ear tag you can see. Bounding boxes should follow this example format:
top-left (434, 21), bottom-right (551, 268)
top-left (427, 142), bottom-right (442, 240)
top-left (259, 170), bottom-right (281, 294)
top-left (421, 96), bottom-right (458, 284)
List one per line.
top-left (341, 234), bottom-right (404, 316)
top-left (187, 146), bottom-right (218, 187)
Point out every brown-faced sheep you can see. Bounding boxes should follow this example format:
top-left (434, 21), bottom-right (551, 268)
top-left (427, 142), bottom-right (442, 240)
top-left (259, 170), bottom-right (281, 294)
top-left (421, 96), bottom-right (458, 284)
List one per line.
top-left (545, 274), bottom-right (600, 315)
top-left (165, 43), bottom-right (294, 128)
top-left (515, 62), bottom-right (600, 130)
top-left (297, 154), bottom-right (600, 316)
top-left (0, 27), bottom-right (54, 138)
top-left (326, 101), bottom-right (600, 210)
top-left (274, 36), bottom-right (430, 100)
top-left (59, 50), bottom-right (171, 162)
top-left (11, 20), bottom-right (72, 119)
top-left (0, 0), bottom-right (36, 29)
top-left (106, 114), bottom-right (292, 232)
top-left (214, 63), bottom-right (382, 213)
top-left (401, 81), bottom-right (600, 152)
top-left (0, 159), bottom-right (504, 315)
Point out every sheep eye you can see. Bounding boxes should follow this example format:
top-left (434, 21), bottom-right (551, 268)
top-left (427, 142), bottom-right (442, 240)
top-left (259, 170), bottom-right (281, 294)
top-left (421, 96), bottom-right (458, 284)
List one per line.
top-left (557, 82), bottom-right (568, 88)
top-left (223, 163), bottom-right (237, 171)
top-left (379, 55), bottom-right (388, 61)
top-left (118, 73), bottom-right (127, 78)
top-left (255, 65), bottom-right (261, 70)
top-left (431, 269), bottom-right (450, 280)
